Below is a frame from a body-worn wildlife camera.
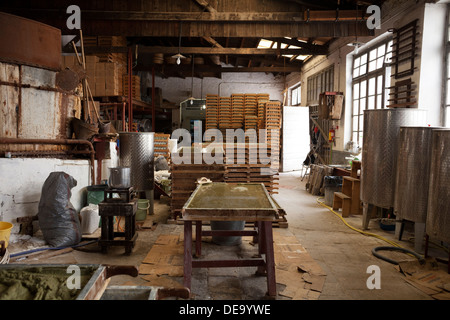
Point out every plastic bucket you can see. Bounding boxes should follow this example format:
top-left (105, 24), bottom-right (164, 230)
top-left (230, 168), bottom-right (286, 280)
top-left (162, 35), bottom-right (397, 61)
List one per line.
top-left (210, 221), bottom-right (245, 246)
top-left (136, 199), bottom-right (150, 221)
top-left (0, 222), bottom-right (13, 248)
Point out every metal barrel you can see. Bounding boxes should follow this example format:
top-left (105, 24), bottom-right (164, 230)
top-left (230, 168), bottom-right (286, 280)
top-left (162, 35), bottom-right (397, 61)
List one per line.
top-left (394, 126), bottom-right (439, 223)
top-left (361, 109), bottom-right (426, 208)
top-left (119, 132), bottom-right (155, 192)
top-left (426, 129), bottom-right (450, 243)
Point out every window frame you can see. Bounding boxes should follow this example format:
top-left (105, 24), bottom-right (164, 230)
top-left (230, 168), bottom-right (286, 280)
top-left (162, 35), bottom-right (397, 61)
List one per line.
top-left (307, 65), bottom-right (334, 105)
top-left (351, 39), bottom-right (393, 147)
top-left (290, 83), bottom-right (301, 106)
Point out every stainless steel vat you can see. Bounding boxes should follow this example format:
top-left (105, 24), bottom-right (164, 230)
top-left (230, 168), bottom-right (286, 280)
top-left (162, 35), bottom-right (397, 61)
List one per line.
top-left (119, 132), bottom-right (155, 192)
top-left (394, 127), bottom-right (438, 223)
top-left (361, 109), bottom-right (426, 208)
top-left (426, 129), bottom-right (450, 243)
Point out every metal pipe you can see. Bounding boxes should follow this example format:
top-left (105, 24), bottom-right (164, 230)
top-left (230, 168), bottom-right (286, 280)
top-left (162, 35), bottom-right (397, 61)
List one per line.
top-left (128, 47), bottom-right (133, 132)
top-left (0, 138), bottom-right (95, 184)
top-left (152, 66), bottom-right (155, 132)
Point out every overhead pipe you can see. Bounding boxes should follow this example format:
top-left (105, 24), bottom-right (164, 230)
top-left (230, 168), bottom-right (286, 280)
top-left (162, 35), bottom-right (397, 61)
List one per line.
top-left (0, 138), bottom-right (95, 184)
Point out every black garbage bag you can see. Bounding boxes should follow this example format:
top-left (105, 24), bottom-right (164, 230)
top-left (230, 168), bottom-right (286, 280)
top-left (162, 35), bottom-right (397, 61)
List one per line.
top-left (37, 172), bottom-right (81, 247)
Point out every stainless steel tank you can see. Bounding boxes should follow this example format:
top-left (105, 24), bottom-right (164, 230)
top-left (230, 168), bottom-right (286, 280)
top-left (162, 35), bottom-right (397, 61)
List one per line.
top-left (361, 109), bottom-right (426, 208)
top-left (119, 132), bottom-right (155, 213)
top-left (394, 127), bottom-right (438, 223)
top-left (426, 129), bottom-right (450, 243)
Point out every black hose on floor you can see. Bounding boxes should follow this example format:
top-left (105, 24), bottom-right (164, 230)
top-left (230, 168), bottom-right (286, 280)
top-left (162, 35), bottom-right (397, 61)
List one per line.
top-left (372, 246), bottom-right (425, 265)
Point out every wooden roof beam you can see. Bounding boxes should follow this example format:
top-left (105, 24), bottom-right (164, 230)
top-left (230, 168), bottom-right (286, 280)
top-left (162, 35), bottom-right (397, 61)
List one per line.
top-left (1, 8), bottom-right (368, 22)
top-left (136, 64), bottom-right (300, 74)
top-left (76, 46), bottom-right (325, 56)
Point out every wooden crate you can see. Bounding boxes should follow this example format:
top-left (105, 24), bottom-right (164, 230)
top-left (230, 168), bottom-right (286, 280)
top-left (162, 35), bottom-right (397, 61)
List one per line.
top-left (170, 163), bottom-right (226, 219)
top-left (154, 133), bottom-right (170, 162)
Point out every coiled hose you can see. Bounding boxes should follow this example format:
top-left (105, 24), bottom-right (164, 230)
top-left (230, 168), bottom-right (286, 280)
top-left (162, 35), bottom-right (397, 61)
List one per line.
top-left (316, 197), bottom-right (424, 265)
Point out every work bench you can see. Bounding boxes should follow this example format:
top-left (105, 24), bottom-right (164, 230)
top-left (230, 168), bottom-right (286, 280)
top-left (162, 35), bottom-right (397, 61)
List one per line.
top-left (181, 182), bottom-right (281, 297)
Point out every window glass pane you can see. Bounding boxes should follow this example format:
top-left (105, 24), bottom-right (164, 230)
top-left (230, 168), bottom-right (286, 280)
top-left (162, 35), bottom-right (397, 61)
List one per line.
top-left (448, 52), bottom-right (450, 77)
top-left (292, 90), bottom-right (298, 105)
top-left (360, 99), bottom-right (366, 113)
top-left (353, 100), bottom-right (359, 115)
top-left (369, 49), bottom-right (377, 61)
top-left (377, 94), bottom-right (382, 109)
top-left (360, 63), bottom-right (367, 75)
top-left (377, 75), bottom-right (383, 94)
top-left (377, 44), bottom-right (386, 58)
top-left (360, 80), bottom-right (367, 98)
top-left (377, 57), bottom-right (384, 69)
top-left (368, 77), bottom-right (376, 96)
top-left (353, 67), bottom-right (360, 78)
top-left (369, 60), bottom-right (377, 72)
top-left (352, 132), bottom-right (359, 143)
top-left (368, 96), bottom-right (375, 110)
top-left (354, 57), bottom-right (361, 68)
top-left (360, 53), bottom-right (367, 65)
top-left (446, 106), bottom-right (450, 127)
top-left (447, 80), bottom-right (450, 105)
top-left (353, 83), bottom-right (360, 99)
top-left (353, 116), bottom-right (359, 132)
top-left (359, 117), bottom-right (364, 132)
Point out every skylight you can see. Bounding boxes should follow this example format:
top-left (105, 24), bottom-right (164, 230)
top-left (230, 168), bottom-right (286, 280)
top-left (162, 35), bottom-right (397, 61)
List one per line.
top-left (257, 39), bottom-right (311, 62)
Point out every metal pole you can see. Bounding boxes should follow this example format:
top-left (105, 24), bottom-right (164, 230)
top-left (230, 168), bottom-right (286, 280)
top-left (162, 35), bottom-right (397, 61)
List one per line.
top-left (152, 66), bottom-right (155, 132)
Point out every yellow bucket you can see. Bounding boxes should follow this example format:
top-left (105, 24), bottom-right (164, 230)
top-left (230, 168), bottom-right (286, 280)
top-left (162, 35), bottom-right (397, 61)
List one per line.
top-left (0, 221), bottom-right (13, 248)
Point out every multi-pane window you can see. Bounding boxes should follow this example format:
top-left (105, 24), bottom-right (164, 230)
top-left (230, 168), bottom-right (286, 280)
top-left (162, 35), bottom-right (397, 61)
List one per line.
top-left (290, 84), bottom-right (301, 106)
top-left (307, 66), bottom-right (334, 105)
top-left (351, 40), bottom-right (393, 146)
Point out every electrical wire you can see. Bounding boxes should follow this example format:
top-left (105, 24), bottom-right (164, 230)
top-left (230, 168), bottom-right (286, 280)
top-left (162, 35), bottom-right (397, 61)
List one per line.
top-left (317, 197), bottom-right (450, 266)
top-left (316, 197), bottom-right (404, 248)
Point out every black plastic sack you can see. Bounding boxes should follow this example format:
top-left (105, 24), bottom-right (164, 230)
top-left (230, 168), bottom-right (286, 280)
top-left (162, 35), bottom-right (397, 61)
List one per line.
top-left (37, 172), bottom-right (81, 247)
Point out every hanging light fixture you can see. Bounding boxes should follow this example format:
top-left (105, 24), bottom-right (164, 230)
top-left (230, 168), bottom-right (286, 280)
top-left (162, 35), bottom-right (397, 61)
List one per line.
top-left (347, 3), bottom-right (365, 54)
top-left (188, 54), bottom-right (195, 104)
top-left (172, 21), bottom-right (186, 65)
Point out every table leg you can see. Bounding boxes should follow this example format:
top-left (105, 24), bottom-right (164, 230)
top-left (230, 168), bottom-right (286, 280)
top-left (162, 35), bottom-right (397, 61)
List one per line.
top-left (256, 221), bottom-right (266, 276)
top-left (183, 221), bottom-right (193, 290)
top-left (195, 221), bottom-right (202, 257)
top-left (263, 221), bottom-right (277, 297)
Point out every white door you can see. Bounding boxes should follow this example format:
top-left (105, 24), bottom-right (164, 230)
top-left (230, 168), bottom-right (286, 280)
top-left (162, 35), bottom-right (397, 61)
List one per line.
top-left (282, 106), bottom-right (310, 172)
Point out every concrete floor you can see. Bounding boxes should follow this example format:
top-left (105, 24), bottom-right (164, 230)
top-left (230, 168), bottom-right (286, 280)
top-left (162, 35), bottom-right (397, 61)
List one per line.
top-left (10, 171), bottom-right (448, 300)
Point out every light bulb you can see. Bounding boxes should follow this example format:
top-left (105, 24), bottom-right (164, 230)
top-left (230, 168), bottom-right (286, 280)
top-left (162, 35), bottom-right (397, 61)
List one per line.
top-left (190, 99), bottom-right (193, 105)
top-left (177, 57), bottom-right (181, 65)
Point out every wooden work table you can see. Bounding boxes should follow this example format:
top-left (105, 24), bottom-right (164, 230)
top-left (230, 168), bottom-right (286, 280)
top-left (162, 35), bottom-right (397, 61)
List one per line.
top-left (181, 182), bottom-right (280, 297)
